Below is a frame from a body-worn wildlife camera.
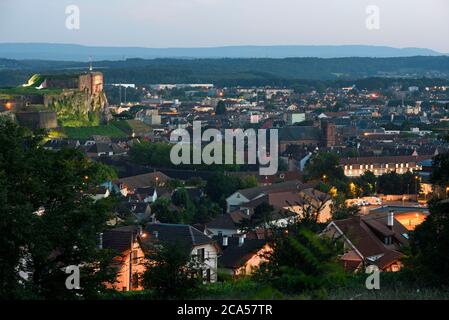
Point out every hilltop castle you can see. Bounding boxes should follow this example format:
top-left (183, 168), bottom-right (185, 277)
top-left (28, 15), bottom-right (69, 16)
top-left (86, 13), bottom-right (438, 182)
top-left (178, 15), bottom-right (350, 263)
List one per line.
top-left (0, 71), bottom-right (111, 130)
top-left (39, 72), bottom-right (104, 95)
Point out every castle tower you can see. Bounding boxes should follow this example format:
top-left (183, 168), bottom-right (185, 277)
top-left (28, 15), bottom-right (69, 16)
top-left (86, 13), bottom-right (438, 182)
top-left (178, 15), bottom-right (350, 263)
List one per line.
top-left (78, 72), bottom-right (104, 94)
top-left (321, 121), bottom-right (336, 147)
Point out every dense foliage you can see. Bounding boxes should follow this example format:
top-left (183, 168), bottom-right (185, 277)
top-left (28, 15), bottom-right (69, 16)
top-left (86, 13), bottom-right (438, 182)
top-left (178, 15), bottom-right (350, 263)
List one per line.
top-left (0, 117), bottom-right (117, 299)
top-left (377, 171), bottom-right (420, 195)
top-left (1, 57), bottom-right (449, 87)
top-left (205, 172), bottom-right (257, 209)
top-left (409, 199), bottom-right (449, 287)
top-left (142, 242), bottom-right (201, 299)
top-left (431, 152), bottom-right (449, 192)
top-left (255, 223), bottom-right (346, 297)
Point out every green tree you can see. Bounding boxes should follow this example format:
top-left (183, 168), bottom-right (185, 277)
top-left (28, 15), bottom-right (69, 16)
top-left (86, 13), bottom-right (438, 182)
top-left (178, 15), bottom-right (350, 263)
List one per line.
top-left (142, 242), bottom-right (201, 299)
top-left (355, 171), bottom-right (377, 196)
top-left (167, 179), bottom-right (184, 191)
top-left (255, 223), bottom-right (345, 297)
top-left (431, 153), bottom-right (449, 197)
top-left (409, 200), bottom-right (449, 286)
top-left (296, 190), bottom-right (331, 230)
top-left (238, 203), bottom-right (275, 232)
top-left (172, 188), bottom-right (190, 208)
top-left (252, 203), bottom-right (275, 226)
top-left (205, 172), bottom-right (241, 208)
top-left (377, 171), bottom-right (402, 195)
top-left (215, 100), bottom-right (226, 115)
top-left (377, 171), bottom-right (419, 195)
top-left (193, 198), bottom-right (221, 224)
top-left (239, 175), bottom-right (258, 189)
top-left (151, 198), bottom-right (179, 224)
top-left (304, 153), bottom-right (347, 184)
top-left (0, 118), bottom-right (116, 299)
top-left (331, 194), bottom-right (360, 220)
top-left (129, 141), bottom-right (172, 167)
top-left (93, 162), bottom-right (118, 182)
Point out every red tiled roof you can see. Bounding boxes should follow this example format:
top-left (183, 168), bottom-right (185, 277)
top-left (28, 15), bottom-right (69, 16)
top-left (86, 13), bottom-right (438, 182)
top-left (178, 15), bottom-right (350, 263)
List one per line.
top-left (331, 213), bottom-right (409, 270)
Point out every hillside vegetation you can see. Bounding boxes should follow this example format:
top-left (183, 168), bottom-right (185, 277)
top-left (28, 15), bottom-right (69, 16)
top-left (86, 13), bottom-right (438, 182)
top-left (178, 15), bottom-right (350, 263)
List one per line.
top-left (1, 56), bottom-right (449, 87)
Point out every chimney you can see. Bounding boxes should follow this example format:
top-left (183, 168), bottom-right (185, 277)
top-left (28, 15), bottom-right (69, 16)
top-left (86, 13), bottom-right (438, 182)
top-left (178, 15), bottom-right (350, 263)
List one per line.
top-left (387, 210), bottom-right (394, 229)
top-left (238, 234), bottom-right (246, 246)
top-left (222, 235), bottom-right (228, 247)
top-left (97, 232), bottom-right (103, 249)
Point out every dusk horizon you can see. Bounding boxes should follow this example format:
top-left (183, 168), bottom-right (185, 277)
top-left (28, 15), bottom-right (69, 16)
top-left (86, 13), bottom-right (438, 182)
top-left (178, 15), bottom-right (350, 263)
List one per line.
top-left (1, 0), bottom-right (449, 314)
top-left (0, 42), bottom-right (446, 62)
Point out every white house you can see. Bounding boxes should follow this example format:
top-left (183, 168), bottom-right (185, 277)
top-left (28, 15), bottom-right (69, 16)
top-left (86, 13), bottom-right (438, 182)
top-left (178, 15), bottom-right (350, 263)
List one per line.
top-left (143, 223), bottom-right (221, 283)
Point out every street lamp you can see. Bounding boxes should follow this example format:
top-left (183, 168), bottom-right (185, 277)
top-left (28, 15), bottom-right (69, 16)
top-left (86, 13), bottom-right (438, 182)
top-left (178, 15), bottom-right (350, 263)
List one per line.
top-left (415, 176), bottom-right (420, 202)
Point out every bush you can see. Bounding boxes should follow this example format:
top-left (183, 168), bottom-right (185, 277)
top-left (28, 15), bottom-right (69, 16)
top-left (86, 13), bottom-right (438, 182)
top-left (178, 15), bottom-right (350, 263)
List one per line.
top-left (254, 224), bottom-right (347, 297)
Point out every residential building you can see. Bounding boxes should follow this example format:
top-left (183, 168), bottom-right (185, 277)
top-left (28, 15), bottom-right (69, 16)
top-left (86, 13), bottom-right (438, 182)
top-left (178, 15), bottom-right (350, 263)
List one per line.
top-left (340, 155), bottom-right (432, 177)
top-left (225, 181), bottom-right (331, 223)
top-left (142, 223), bottom-right (221, 283)
top-left (102, 226), bottom-right (146, 292)
top-left (112, 171), bottom-right (171, 196)
top-left (215, 234), bottom-right (271, 277)
top-left (323, 211), bottom-right (410, 272)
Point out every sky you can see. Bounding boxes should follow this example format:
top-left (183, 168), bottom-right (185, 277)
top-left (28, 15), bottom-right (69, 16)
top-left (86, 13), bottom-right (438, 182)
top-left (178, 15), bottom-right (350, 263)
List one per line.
top-left (0, 0), bottom-right (448, 52)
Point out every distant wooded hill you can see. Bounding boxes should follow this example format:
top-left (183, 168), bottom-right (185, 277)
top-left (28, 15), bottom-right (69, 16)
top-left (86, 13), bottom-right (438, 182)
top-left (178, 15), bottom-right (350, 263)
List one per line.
top-left (0, 43), bottom-right (444, 61)
top-left (1, 56), bottom-right (449, 87)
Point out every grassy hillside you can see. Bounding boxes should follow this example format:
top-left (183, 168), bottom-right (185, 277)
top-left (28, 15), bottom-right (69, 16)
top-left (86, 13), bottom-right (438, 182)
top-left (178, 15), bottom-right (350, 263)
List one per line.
top-left (111, 119), bottom-right (151, 136)
top-left (0, 87), bottom-right (62, 96)
top-left (62, 124), bottom-right (128, 139)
